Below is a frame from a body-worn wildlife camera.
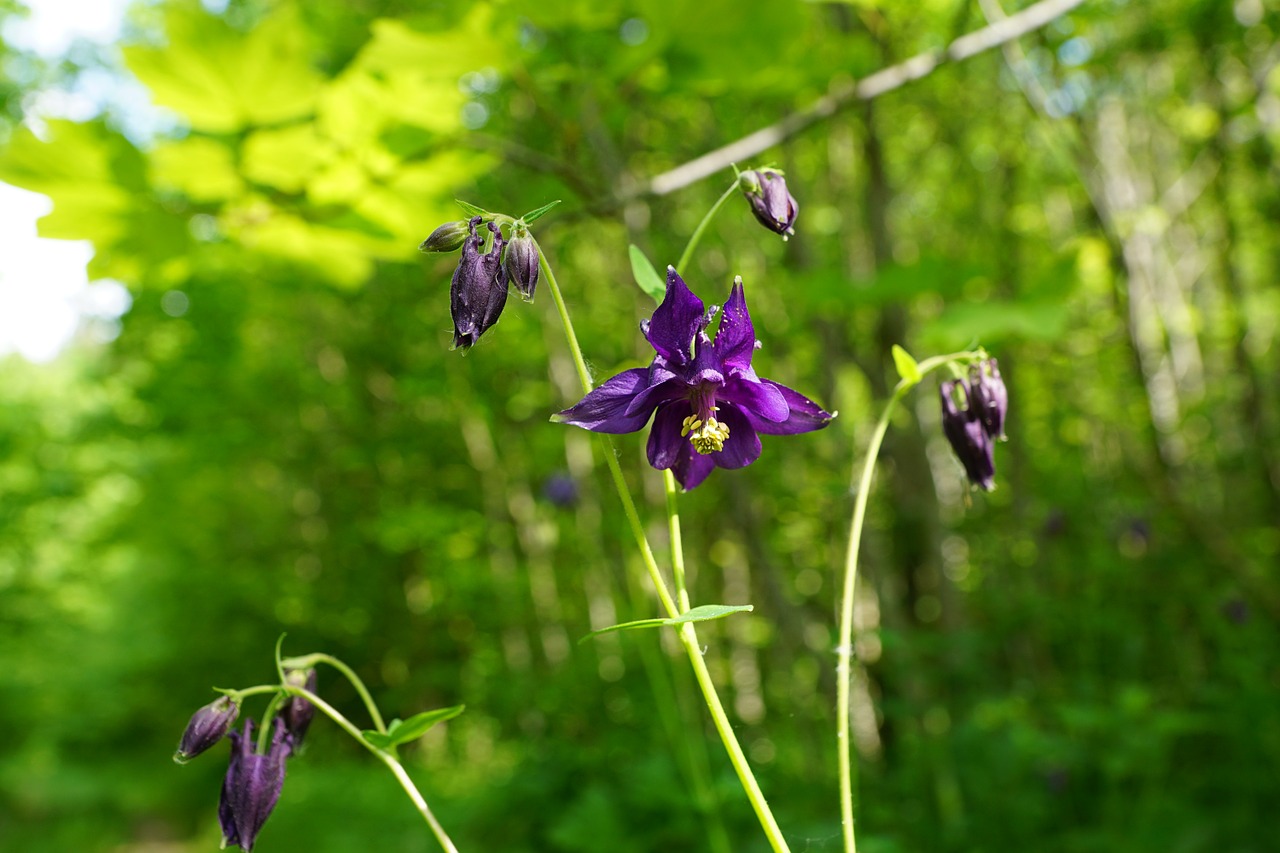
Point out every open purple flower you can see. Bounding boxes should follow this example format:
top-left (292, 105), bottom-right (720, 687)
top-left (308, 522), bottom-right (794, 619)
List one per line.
top-left (553, 269), bottom-right (833, 490)
top-left (219, 718), bottom-right (292, 852)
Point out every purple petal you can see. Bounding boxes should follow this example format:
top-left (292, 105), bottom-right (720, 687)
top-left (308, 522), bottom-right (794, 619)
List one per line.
top-left (713, 279), bottom-right (756, 372)
top-left (709, 405), bottom-right (761, 469)
top-left (741, 380), bottom-right (834, 435)
top-left (642, 268), bottom-right (704, 366)
top-left (647, 402), bottom-right (692, 470)
top-left (230, 718), bottom-right (289, 852)
top-left (624, 376), bottom-right (686, 418)
top-left (552, 368), bottom-right (656, 434)
top-left (672, 445), bottom-right (716, 491)
top-left (720, 374), bottom-right (789, 423)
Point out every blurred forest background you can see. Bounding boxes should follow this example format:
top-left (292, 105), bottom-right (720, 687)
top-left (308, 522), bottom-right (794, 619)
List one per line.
top-left (1, 0), bottom-right (1277, 851)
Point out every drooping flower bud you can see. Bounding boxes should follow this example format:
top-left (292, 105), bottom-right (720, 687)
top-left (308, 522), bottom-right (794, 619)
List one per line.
top-left (739, 168), bottom-right (798, 238)
top-left (450, 217), bottom-right (510, 349)
top-left (219, 718), bottom-right (292, 852)
top-left (174, 695), bottom-right (240, 764)
top-left (280, 668), bottom-right (318, 748)
top-left (418, 220), bottom-right (470, 253)
top-left (939, 379), bottom-right (995, 491)
top-left (504, 227), bottom-right (540, 302)
top-left (968, 358), bottom-right (1007, 441)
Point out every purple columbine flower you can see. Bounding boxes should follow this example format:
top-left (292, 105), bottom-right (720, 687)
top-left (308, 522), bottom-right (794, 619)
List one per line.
top-left (175, 695), bottom-right (240, 764)
top-left (939, 379), bottom-right (995, 491)
top-left (219, 718), bottom-right (292, 852)
top-left (740, 168), bottom-right (798, 238)
top-left (450, 217), bottom-right (509, 350)
top-left (968, 358), bottom-right (1007, 441)
top-left (279, 668), bottom-right (317, 748)
top-left (552, 269), bottom-right (833, 490)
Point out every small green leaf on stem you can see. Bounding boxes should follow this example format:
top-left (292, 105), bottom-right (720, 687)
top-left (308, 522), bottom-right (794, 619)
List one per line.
top-left (362, 705), bottom-right (465, 750)
top-left (629, 244), bottom-right (667, 303)
top-left (580, 604), bottom-right (754, 642)
top-left (454, 199), bottom-right (488, 218)
top-left (892, 344), bottom-right (922, 386)
top-left (520, 199), bottom-right (561, 224)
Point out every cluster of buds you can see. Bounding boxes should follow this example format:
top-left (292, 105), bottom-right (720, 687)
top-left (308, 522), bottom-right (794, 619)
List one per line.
top-left (174, 667), bottom-right (318, 852)
top-left (939, 359), bottom-right (1008, 491)
top-left (739, 168), bottom-right (798, 239)
top-left (420, 215), bottom-right (541, 350)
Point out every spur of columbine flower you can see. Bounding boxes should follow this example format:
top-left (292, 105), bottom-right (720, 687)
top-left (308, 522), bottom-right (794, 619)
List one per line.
top-left (552, 268), bottom-right (833, 490)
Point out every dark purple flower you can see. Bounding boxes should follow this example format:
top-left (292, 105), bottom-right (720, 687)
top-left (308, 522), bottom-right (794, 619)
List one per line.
top-left (280, 668), bottom-right (317, 748)
top-left (504, 229), bottom-right (540, 301)
top-left (220, 718), bottom-right (292, 852)
top-left (740, 168), bottom-right (798, 238)
top-left (969, 358), bottom-right (1007, 441)
top-left (553, 269), bottom-right (833, 490)
top-left (939, 379), bottom-right (995, 491)
top-left (175, 696), bottom-right (239, 764)
top-left (450, 217), bottom-right (509, 350)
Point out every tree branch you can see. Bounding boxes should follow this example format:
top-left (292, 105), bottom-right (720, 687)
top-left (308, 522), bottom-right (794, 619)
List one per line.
top-left (640, 0), bottom-right (1086, 198)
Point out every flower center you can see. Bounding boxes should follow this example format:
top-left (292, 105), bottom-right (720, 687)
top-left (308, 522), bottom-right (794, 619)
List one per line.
top-left (682, 383), bottom-right (730, 455)
top-left (682, 412), bottom-right (731, 455)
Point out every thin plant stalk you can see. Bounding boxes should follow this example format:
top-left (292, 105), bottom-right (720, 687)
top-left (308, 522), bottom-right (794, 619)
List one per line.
top-left (539, 243), bottom-right (793, 853)
top-left (835, 352), bottom-right (980, 853)
top-left (234, 683), bottom-right (459, 853)
top-left (282, 652), bottom-right (387, 732)
top-left (675, 179), bottom-right (741, 274)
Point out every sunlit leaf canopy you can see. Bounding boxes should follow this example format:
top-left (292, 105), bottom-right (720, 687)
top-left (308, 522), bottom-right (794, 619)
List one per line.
top-left (1, 0), bottom-right (1278, 851)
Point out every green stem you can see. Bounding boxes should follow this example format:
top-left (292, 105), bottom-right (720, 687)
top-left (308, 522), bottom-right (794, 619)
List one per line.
top-left (663, 470), bottom-right (692, 613)
top-left (675, 180), bottom-right (741, 274)
top-left (283, 685), bottom-right (460, 853)
top-left (835, 350), bottom-right (983, 853)
top-left (541, 245), bottom-right (791, 852)
top-left (282, 652), bottom-right (387, 733)
top-left (538, 244), bottom-right (680, 620)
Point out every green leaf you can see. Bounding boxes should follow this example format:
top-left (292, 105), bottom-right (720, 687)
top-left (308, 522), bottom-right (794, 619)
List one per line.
top-left (362, 705), bottom-right (464, 750)
top-left (455, 199), bottom-right (489, 218)
top-left (580, 604), bottom-right (753, 642)
top-left (891, 345), bottom-right (922, 386)
top-left (520, 199), bottom-right (562, 224)
top-left (629, 244), bottom-right (667, 303)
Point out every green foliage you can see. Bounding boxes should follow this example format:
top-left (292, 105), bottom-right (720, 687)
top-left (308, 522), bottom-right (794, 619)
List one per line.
top-left (2, 0), bottom-right (1279, 852)
top-left (581, 604), bottom-right (755, 642)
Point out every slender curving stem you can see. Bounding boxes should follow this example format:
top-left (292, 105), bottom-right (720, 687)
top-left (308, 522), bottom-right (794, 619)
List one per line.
top-left (282, 686), bottom-right (461, 853)
top-left (282, 652), bottom-right (387, 733)
top-left (835, 351), bottom-right (982, 853)
top-left (540, 243), bottom-right (791, 852)
top-left (675, 179), bottom-right (742, 275)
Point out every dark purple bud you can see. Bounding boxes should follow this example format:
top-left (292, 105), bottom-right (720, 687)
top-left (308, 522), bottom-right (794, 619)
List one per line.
top-left (175, 695), bottom-right (240, 764)
top-left (418, 220), bottom-right (470, 253)
top-left (504, 230), bottom-right (540, 301)
top-left (939, 379), bottom-right (995, 491)
top-left (740, 168), bottom-right (798, 238)
top-left (450, 218), bottom-right (510, 349)
top-left (969, 358), bottom-right (1007, 441)
top-left (280, 668), bottom-right (318, 747)
top-left (220, 718), bottom-right (292, 852)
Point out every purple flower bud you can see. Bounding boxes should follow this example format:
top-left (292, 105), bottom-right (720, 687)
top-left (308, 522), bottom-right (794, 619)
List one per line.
top-left (418, 220), bottom-right (470, 253)
top-left (939, 379), bottom-right (995, 491)
top-left (219, 718), bottom-right (292, 852)
top-left (740, 168), bottom-right (798, 238)
top-left (542, 472), bottom-right (578, 507)
top-left (280, 668), bottom-right (318, 747)
top-left (450, 218), bottom-right (510, 349)
top-left (175, 696), bottom-right (240, 764)
top-left (968, 358), bottom-right (1007, 441)
top-left (504, 230), bottom-right (540, 301)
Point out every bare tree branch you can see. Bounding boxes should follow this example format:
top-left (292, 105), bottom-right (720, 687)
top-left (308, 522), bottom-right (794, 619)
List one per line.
top-left (641, 0), bottom-right (1087, 198)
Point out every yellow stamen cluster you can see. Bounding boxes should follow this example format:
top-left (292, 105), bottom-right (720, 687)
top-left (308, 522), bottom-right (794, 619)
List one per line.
top-left (682, 412), bottom-right (731, 455)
